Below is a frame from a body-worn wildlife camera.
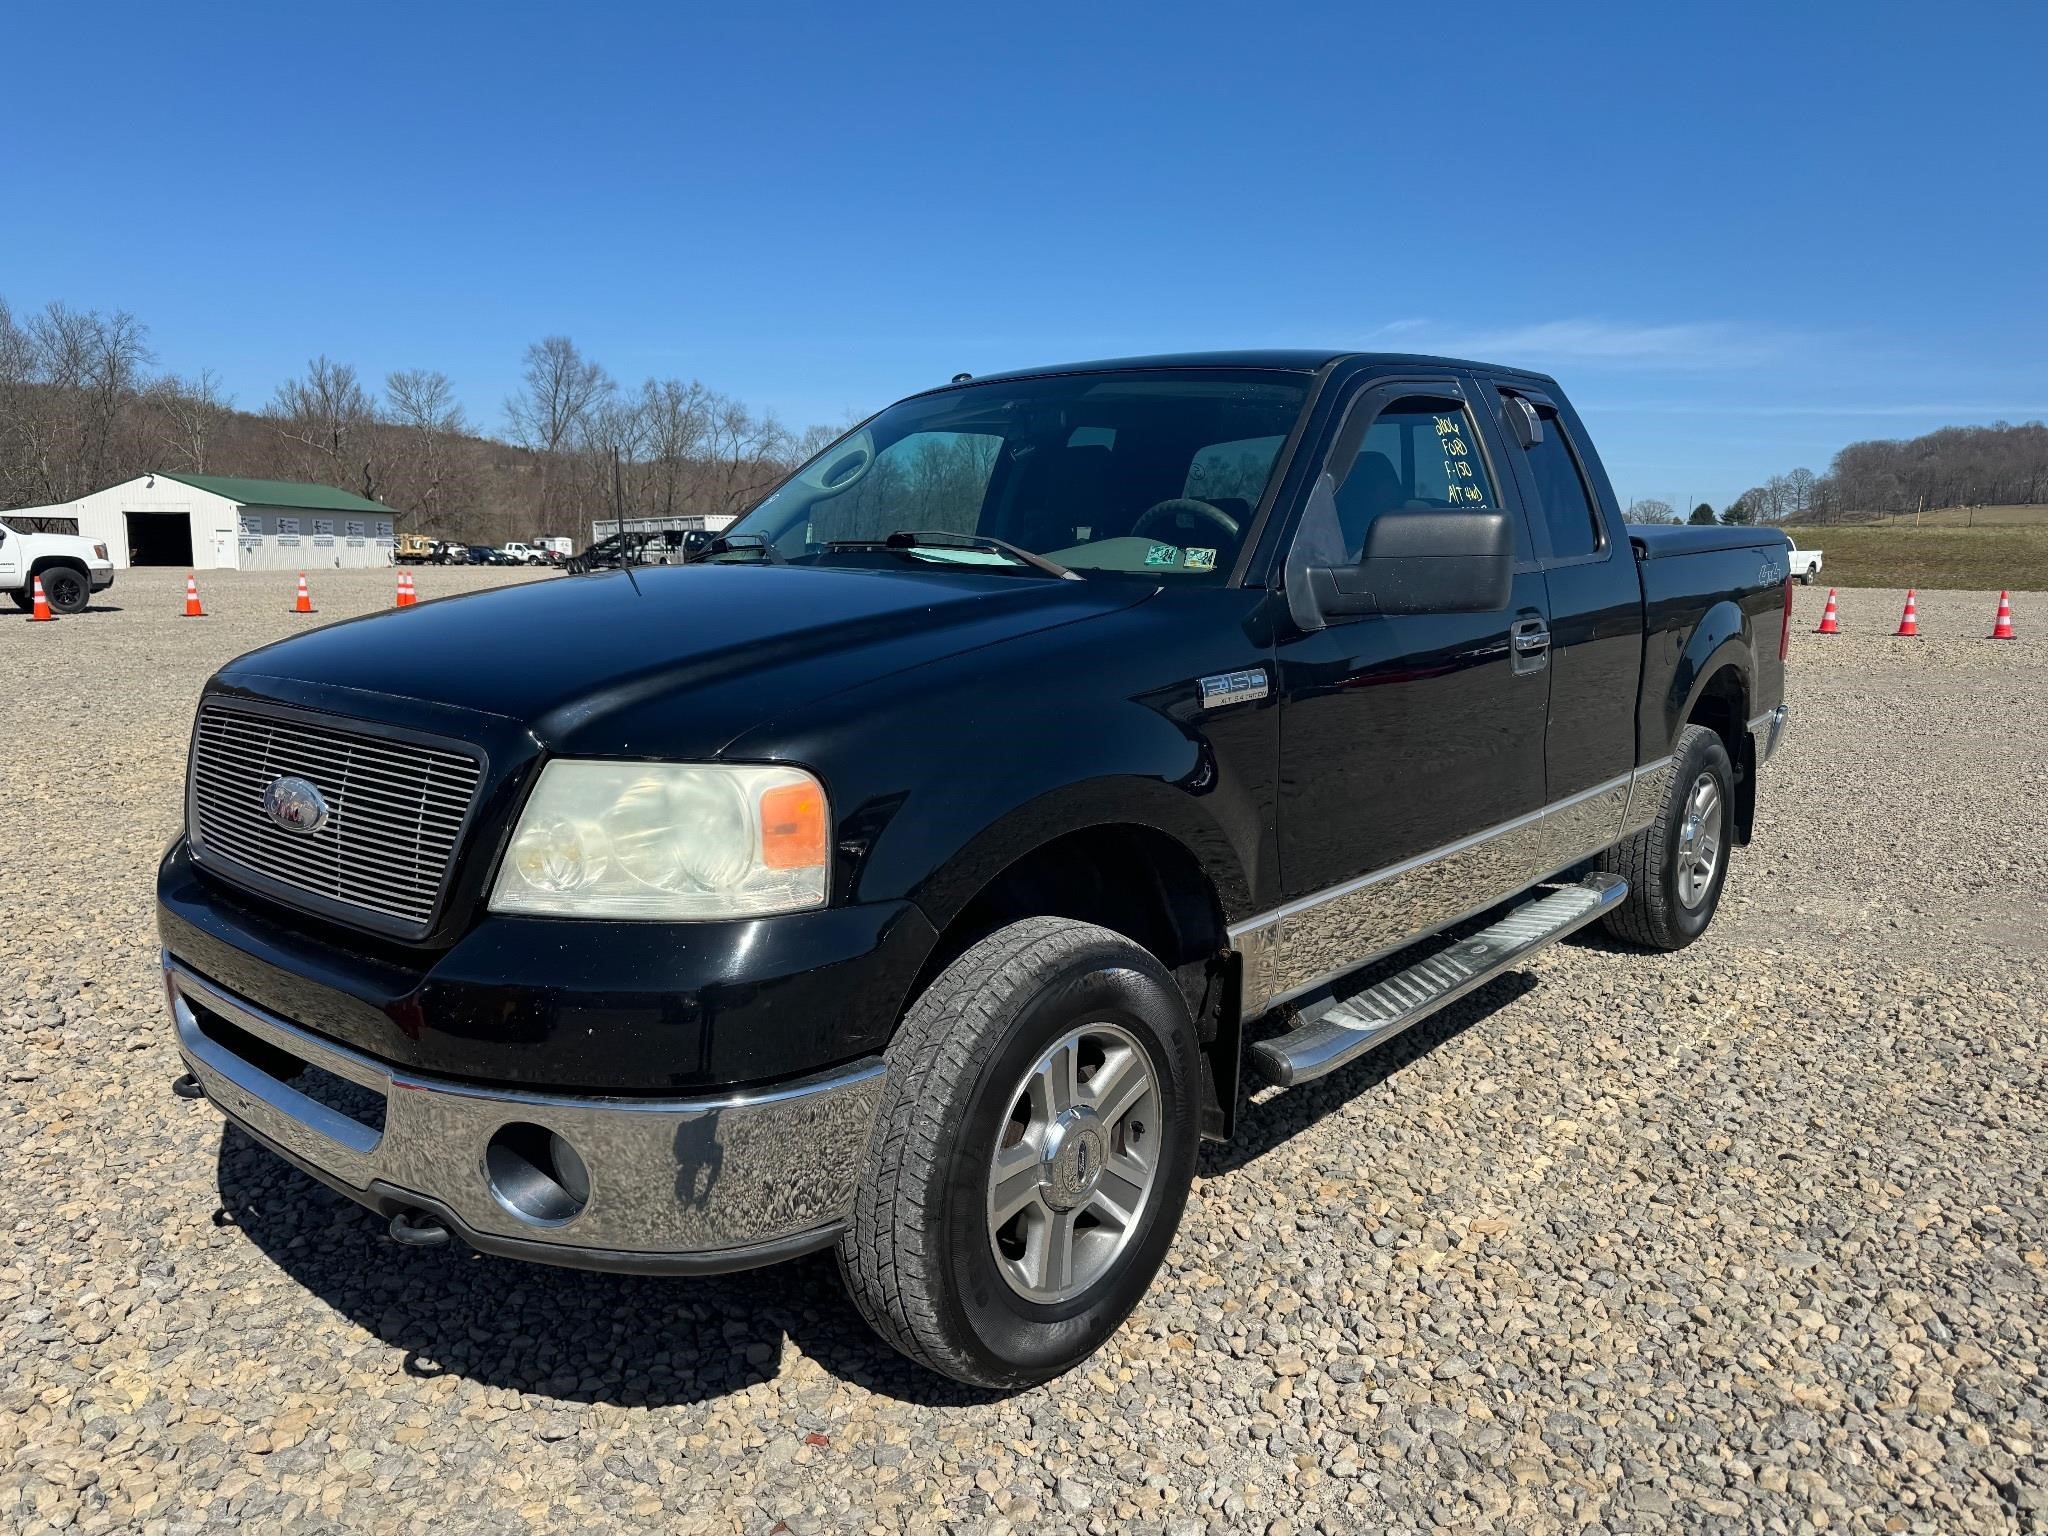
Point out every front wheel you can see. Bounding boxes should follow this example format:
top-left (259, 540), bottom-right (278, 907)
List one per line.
top-left (838, 917), bottom-right (1201, 1387)
top-left (6, 588), bottom-right (30, 611)
top-left (1598, 723), bottom-right (1733, 951)
top-left (38, 566), bottom-right (90, 614)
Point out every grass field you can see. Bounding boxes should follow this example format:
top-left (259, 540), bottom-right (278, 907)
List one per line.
top-left (1781, 518), bottom-right (2048, 589)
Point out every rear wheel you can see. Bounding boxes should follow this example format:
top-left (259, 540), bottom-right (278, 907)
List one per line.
top-left (6, 588), bottom-right (30, 611)
top-left (37, 565), bottom-right (90, 614)
top-left (1598, 723), bottom-right (1733, 951)
top-left (837, 917), bottom-right (1200, 1387)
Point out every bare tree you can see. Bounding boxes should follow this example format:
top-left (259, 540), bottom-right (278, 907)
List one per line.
top-left (5, 302), bottom-right (154, 504)
top-left (638, 377), bottom-right (714, 518)
top-left (504, 336), bottom-right (611, 534)
top-left (269, 356), bottom-right (378, 495)
top-left (148, 369), bottom-right (234, 473)
top-left (1628, 498), bottom-right (1679, 524)
top-left (702, 393), bottom-right (792, 515)
top-left (385, 368), bottom-right (471, 530)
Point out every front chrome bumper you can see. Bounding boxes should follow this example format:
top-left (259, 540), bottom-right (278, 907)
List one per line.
top-left (166, 955), bottom-right (885, 1273)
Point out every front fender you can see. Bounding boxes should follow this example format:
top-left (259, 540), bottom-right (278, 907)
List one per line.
top-left (722, 592), bottom-right (1277, 943)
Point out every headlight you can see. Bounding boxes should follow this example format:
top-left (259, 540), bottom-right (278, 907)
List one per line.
top-left (490, 762), bottom-right (830, 919)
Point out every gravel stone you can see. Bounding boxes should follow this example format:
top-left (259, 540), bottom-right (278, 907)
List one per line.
top-left (2, 572), bottom-right (2044, 1532)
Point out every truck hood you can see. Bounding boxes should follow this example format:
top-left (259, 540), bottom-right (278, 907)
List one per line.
top-left (217, 563), bottom-right (1151, 758)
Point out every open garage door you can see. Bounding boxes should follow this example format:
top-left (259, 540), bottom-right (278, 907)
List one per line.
top-left (126, 511), bottom-right (193, 566)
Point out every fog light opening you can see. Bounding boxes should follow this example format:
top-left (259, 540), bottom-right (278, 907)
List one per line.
top-left (485, 1122), bottom-right (590, 1225)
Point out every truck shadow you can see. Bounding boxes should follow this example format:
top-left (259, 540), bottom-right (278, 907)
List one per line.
top-left (211, 1125), bottom-right (1008, 1409)
top-left (212, 968), bottom-right (1541, 1411)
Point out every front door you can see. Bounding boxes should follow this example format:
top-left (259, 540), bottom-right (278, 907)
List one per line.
top-left (1264, 379), bottom-right (1551, 1001)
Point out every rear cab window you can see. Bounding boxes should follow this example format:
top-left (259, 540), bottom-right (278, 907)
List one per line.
top-left (1497, 390), bottom-right (1605, 562)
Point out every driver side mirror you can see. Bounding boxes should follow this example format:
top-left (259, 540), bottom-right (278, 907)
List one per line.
top-left (1306, 507), bottom-right (1513, 620)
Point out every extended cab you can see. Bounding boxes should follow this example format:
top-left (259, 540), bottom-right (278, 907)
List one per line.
top-left (0, 518), bottom-right (115, 613)
top-left (158, 352), bottom-right (1792, 1386)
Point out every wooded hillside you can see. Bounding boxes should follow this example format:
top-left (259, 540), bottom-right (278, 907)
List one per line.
top-left (0, 295), bottom-right (836, 546)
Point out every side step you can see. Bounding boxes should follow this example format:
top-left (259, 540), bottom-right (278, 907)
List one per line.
top-left (1249, 873), bottom-right (1627, 1088)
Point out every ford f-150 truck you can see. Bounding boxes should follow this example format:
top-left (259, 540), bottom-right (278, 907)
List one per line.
top-left (159, 351), bottom-right (1792, 1386)
top-left (1, 518), bottom-right (115, 612)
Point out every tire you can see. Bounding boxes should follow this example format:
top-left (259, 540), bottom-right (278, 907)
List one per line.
top-left (6, 588), bottom-right (30, 611)
top-left (1598, 723), bottom-right (1734, 951)
top-left (838, 917), bottom-right (1201, 1388)
top-left (1802, 565), bottom-right (1817, 585)
top-left (37, 565), bottom-right (90, 614)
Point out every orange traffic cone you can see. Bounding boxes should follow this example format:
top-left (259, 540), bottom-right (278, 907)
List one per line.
top-left (1815, 588), bottom-right (1841, 634)
top-left (1893, 590), bottom-right (1920, 637)
top-left (396, 570), bottom-right (416, 607)
top-left (291, 573), bottom-right (315, 614)
top-left (1990, 590), bottom-right (2015, 640)
top-left (183, 572), bottom-right (206, 618)
top-left (26, 574), bottom-right (55, 622)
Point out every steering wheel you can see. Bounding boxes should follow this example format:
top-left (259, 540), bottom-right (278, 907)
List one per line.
top-left (1131, 497), bottom-right (1241, 545)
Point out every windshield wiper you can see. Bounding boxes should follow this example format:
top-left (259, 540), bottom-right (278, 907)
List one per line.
top-left (824, 529), bottom-right (1081, 580)
top-left (707, 531), bottom-right (783, 564)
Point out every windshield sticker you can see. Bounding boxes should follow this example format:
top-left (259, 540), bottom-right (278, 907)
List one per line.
top-left (1144, 543), bottom-right (1181, 567)
top-left (1183, 546), bottom-right (1217, 571)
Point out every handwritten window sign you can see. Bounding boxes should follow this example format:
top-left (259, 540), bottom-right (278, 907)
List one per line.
top-left (240, 514), bottom-right (260, 536)
top-left (1344, 402), bottom-right (1501, 558)
top-left (313, 519), bottom-right (334, 536)
top-left (1431, 413), bottom-right (1492, 506)
top-left (345, 520), bottom-right (365, 537)
top-left (277, 517), bottom-right (299, 535)
top-left (376, 520), bottom-right (393, 539)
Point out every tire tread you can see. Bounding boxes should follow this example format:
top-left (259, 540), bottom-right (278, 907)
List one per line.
top-left (838, 917), bottom-right (1136, 1383)
top-left (1599, 723), bottom-right (1721, 950)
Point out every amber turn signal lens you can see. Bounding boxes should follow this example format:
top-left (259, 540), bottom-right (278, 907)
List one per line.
top-left (759, 782), bottom-right (828, 869)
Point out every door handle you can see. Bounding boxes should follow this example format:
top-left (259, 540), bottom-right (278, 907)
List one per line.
top-left (1510, 618), bottom-right (1550, 675)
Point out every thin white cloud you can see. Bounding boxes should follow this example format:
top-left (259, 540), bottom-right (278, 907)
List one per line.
top-left (1363, 317), bottom-right (1789, 370)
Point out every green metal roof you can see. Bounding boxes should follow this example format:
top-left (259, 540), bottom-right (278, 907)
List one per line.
top-left (156, 472), bottom-right (396, 514)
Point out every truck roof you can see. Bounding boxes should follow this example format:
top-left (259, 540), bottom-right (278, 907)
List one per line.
top-left (918, 350), bottom-right (1560, 394)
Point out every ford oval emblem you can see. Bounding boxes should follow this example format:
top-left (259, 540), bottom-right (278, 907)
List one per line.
top-left (263, 775), bottom-right (329, 834)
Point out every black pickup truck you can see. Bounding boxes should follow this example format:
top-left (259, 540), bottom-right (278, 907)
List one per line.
top-left (159, 351), bottom-right (1792, 1387)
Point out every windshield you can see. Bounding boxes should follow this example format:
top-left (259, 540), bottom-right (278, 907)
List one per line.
top-left (722, 368), bottom-right (1310, 582)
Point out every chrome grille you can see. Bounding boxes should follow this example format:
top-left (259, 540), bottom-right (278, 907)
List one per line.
top-left (188, 704), bottom-right (483, 931)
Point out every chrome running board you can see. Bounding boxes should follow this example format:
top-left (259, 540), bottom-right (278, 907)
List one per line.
top-left (1248, 873), bottom-right (1627, 1088)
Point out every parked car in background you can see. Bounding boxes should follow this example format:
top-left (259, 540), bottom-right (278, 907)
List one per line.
top-left (0, 517), bottom-right (116, 613)
top-left (1787, 543), bottom-right (1823, 583)
top-left (160, 349), bottom-right (1795, 1388)
top-left (501, 542), bottom-right (549, 566)
top-left (470, 546), bottom-right (520, 566)
top-left (426, 541), bottom-right (468, 565)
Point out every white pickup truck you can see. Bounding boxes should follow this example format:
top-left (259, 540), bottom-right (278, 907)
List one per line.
top-left (1787, 544), bottom-right (1823, 584)
top-left (500, 541), bottom-right (550, 566)
top-left (0, 518), bottom-right (116, 613)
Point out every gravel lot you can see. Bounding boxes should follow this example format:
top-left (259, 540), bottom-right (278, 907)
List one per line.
top-left (4, 571), bottom-right (2045, 1535)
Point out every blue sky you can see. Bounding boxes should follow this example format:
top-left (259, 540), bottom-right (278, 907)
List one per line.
top-left (6, 0), bottom-right (2045, 510)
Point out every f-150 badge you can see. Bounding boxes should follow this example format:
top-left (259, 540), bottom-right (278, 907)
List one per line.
top-left (1199, 668), bottom-right (1270, 709)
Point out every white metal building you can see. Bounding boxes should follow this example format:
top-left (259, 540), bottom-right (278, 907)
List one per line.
top-left (13, 473), bottom-right (399, 570)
